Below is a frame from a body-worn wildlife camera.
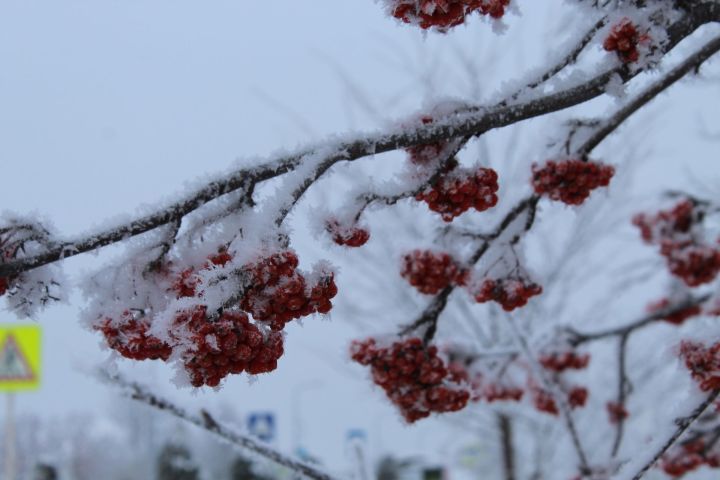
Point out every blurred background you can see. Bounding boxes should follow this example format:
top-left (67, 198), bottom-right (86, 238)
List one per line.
top-left (0, 1), bottom-right (719, 478)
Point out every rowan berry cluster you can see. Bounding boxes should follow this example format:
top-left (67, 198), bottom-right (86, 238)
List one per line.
top-left (0, 276), bottom-right (8, 297)
top-left (539, 351), bottom-right (590, 372)
top-left (416, 166), bottom-right (499, 221)
top-left (472, 276), bottom-right (542, 311)
top-left (568, 387), bottom-right (588, 409)
top-left (531, 159), bottom-right (615, 206)
top-left (99, 249), bottom-right (336, 387)
top-left (240, 251), bottom-right (338, 331)
top-left (325, 219), bottom-right (370, 247)
top-left (400, 250), bottom-right (466, 295)
top-left (647, 298), bottom-right (702, 326)
top-left (176, 307), bottom-right (284, 387)
top-left (388, 0), bottom-right (510, 31)
top-left (483, 383), bottom-right (524, 403)
top-left (662, 437), bottom-right (720, 477)
top-left (633, 200), bottom-right (720, 287)
top-left (603, 18), bottom-right (647, 63)
top-left (532, 388), bottom-right (559, 415)
top-left (679, 340), bottom-right (720, 392)
top-left (350, 337), bottom-right (471, 422)
top-left (607, 401), bottom-right (629, 424)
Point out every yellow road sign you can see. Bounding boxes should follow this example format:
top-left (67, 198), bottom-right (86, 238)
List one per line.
top-left (0, 325), bottom-right (41, 392)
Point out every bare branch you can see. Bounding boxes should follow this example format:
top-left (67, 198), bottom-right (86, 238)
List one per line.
top-left (101, 371), bottom-right (340, 480)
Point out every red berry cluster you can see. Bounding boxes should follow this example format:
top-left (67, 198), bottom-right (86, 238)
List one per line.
top-left (568, 387), bottom-right (588, 409)
top-left (400, 250), bottom-right (466, 295)
top-left (662, 438), bottom-right (720, 477)
top-left (647, 298), bottom-right (702, 326)
top-left (99, 249), bottom-right (336, 387)
top-left (472, 277), bottom-right (542, 311)
top-left (0, 276), bottom-right (8, 297)
top-left (603, 18), bottom-right (648, 64)
top-left (607, 401), bottom-right (629, 424)
top-left (350, 337), bottom-right (470, 422)
top-left (633, 200), bottom-right (720, 287)
top-left (679, 340), bottom-right (720, 392)
top-left (99, 311), bottom-right (172, 362)
top-left (539, 351), bottom-right (590, 372)
top-left (483, 384), bottom-right (524, 403)
top-left (240, 251), bottom-right (338, 331)
top-left (389, 0), bottom-right (510, 31)
top-left (532, 388), bottom-right (559, 415)
top-left (532, 159), bottom-right (615, 206)
top-left (416, 166), bottom-right (499, 221)
top-left (176, 308), bottom-right (284, 387)
top-left (325, 219), bottom-right (370, 247)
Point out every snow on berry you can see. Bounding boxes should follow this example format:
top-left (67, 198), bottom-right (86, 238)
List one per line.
top-left (176, 308), bottom-right (284, 387)
top-left (240, 251), bottom-right (338, 331)
top-left (471, 276), bottom-right (542, 311)
top-left (603, 18), bottom-right (650, 64)
top-left (532, 159), bottom-right (615, 206)
top-left (405, 116), bottom-right (450, 166)
top-left (384, 0), bottom-right (510, 32)
top-left (350, 337), bottom-right (471, 423)
top-left (416, 166), bottom-right (499, 221)
top-left (400, 250), bottom-right (466, 295)
top-left (325, 218), bottom-right (370, 247)
top-left (98, 310), bottom-right (172, 362)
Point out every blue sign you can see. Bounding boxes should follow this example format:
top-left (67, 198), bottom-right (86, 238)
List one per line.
top-left (247, 412), bottom-right (275, 442)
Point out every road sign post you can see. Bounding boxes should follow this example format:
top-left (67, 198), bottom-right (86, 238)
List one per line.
top-left (0, 324), bottom-right (42, 480)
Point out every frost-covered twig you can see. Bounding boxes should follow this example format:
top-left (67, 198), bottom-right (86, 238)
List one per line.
top-left (629, 388), bottom-right (720, 480)
top-left (568, 293), bottom-right (712, 344)
top-left (506, 315), bottom-right (591, 473)
top-left (611, 333), bottom-right (631, 457)
top-left (577, 33), bottom-right (720, 156)
top-left (100, 370), bottom-right (340, 480)
top-left (2, 4), bottom-right (718, 280)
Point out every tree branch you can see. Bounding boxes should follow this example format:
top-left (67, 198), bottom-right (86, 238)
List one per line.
top-left (101, 370), bottom-right (339, 480)
top-left (2, 4), bottom-right (717, 279)
top-left (629, 388), bottom-right (720, 480)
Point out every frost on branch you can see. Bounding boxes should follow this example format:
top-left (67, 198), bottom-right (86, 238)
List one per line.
top-left (83, 236), bottom-right (337, 387)
top-left (0, 215), bottom-right (66, 317)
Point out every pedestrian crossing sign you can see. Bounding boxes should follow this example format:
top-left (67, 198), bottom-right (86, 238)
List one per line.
top-left (0, 325), bottom-right (41, 392)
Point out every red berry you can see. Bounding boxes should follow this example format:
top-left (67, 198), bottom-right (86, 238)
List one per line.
top-left (603, 18), bottom-right (649, 64)
top-left (606, 401), bottom-right (629, 424)
top-left (97, 311), bottom-right (172, 362)
top-left (568, 387), bottom-right (588, 409)
top-left (539, 351), bottom-right (590, 372)
top-left (532, 388), bottom-right (559, 416)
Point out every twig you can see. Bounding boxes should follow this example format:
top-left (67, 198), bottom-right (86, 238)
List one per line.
top-left (611, 333), bottom-right (631, 457)
top-left (2, 4), bottom-right (717, 279)
top-left (629, 388), bottom-right (720, 480)
top-left (100, 370), bottom-right (340, 480)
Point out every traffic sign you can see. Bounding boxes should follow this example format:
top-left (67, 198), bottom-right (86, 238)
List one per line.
top-left (0, 325), bottom-right (41, 392)
top-left (247, 412), bottom-right (275, 442)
